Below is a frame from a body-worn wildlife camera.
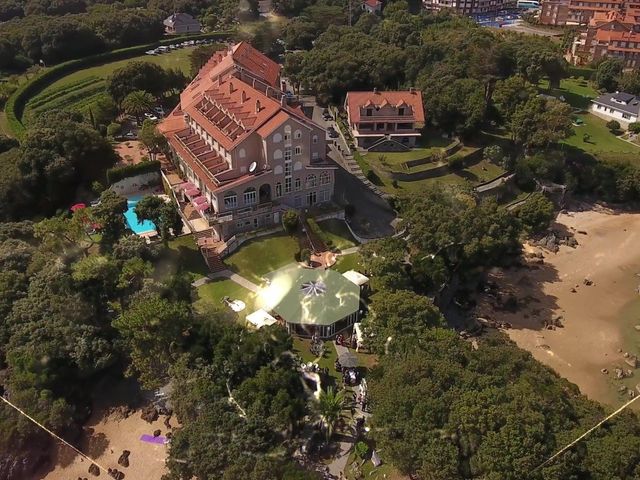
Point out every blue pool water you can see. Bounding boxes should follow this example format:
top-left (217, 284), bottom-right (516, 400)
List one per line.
top-left (124, 196), bottom-right (156, 234)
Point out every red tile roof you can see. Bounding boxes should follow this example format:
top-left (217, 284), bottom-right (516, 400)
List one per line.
top-left (345, 90), bottom-right (425, 124)
top-left (595, 28), bottom-right (640, 43)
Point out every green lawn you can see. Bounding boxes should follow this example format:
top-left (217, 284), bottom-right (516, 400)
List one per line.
top-left (23, 47), bottom-right (196, 124)
top-left (225, 232), bottom-right (299, 283)
top-left (563, 113), bottom-right (640, 161)
top-left (333, 253), bottom-right (361, 273)
top-left (316, 218), bottom-right (358, 251)
top-left (362, 133), bottom-right (452, 167)
top-left (195, 277), bottom-right (257, 315)
top-left (539, 77), bottom-right (598, 110)
top-left (155, 234), bottom-right (208, 281)
top-left (293, 337), bottom-right (341, 385)
top-left (377, 159), bottom-right (506, 194)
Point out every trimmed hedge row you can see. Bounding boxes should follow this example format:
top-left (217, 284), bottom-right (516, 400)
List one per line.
top-left (107, 160), bottom-right (161, 184)
top-left (5, 30), bottom-right (234, 140)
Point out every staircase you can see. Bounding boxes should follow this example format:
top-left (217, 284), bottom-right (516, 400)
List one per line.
top-left (193, 228), bottom-right (227, 273)
top-left (300, 215), bottom-right (326, 253)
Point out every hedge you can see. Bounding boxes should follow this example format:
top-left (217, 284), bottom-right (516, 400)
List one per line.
top-left (4, 30), bottom-right (234, 140)
top-left (107, 160), bottom-right (161, 184)
top-left (568, 66), bottom-right (595, 81)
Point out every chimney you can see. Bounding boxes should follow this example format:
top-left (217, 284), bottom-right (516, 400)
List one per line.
top-left (241, 90), bottom-right (247, 104)
top-left (373, 87), bottom-right (378, 94)
top-left (255, 100), bottom-right (261, 113)
top-left (410, 87), bottom-right (415, 93)
top-left (229, 81), bottom-right (234, 93)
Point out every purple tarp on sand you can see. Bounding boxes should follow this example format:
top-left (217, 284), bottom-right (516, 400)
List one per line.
top-left (140, 434), bottom-right (167, 444)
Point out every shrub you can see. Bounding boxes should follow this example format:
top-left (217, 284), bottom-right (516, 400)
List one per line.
top-left (106, 160), bottom-right (160, 184)
top-left (354, 441), bottom-right (369, 460)
top-left (582, 133), bottom-right (591, 143)
top-left (300, 248), bottom-right (311, 264)
top-left (606, 120), bottom-right (621, 132)
top-left (629, 122), bottom-right (640, 134)
top-left (107, 122), bottom-right (121, 137)
top-left (282, 210), bottom-right (299, 234)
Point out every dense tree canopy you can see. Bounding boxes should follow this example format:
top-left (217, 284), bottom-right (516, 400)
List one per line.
top-left (368, 329), bottom-right (640, 480)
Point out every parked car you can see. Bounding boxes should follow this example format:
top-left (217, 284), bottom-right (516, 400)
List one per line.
top-left (153, 106), bottom-right (165, 117)
top-left (322, 112), bottom-right (333, 121)
top-left (123, 131), bottom-right (136, 139)
top-left (144, 113), bottom-right (158, 121)
top-left (145, 50), bottom-right (157, 55)
top-left (327, 127), bottom-right (339, 138)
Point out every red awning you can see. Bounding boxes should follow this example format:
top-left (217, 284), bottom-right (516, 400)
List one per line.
top-left (70, 203), bottom-right (86, 212)
top-left (185, 187), bottom-right (200, 197)
top-left (195, 201), bottom-right (210, 211)
top-left (192, 196), bottom-right (207, 205)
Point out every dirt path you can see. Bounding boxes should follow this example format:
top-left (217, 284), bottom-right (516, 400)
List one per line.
top-left (475, 206), bottom-right (640, 406)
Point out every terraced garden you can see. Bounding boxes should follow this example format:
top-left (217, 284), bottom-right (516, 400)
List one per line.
top-left (23, 47), bottom-right (195, 125)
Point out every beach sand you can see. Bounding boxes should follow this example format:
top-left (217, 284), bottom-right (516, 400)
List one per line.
top-left (475, 205), bottom-right (640, 407)
top-left (30, 407), bottom-right (174, 480)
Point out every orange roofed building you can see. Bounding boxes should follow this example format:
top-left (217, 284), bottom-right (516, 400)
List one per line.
top-left (344, 89), bottom-right (425, 150)
top-left (569, 9), bottom-right (640, 66)
top-left (159, 42), bottom-right (335, 247)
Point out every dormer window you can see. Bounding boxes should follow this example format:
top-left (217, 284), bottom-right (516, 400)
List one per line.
top-left (366, 109), bottom-right (373, 116)
top-left (398, 107), bottom-right (405, 116)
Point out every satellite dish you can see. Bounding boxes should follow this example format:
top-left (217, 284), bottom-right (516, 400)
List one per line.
top-left (249, 161), bottom-right (257, 173)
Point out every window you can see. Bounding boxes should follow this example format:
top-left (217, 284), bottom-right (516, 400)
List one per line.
top-left (295, 146), bottom-right (302, 156)
top-left (284, 161), bottom-right (292, 176)
top-left (295, 178), bottom-right (301, 191)
top-left (284, 149), bottom-right (292, 161)
top-left (294, 129), bottom-right (302, 139)
top-left (239, 148), bottom-right (246, 158)
top-left (253, 218), bottom-right (258, 228)
top-left (274, 165), bottom-right (283, 175)
top-left (312, 135), bottom-right (318, 144)
top-left (623, 113), bottom-right (632, 119)
top-left (320, 171), bottom-right (330, 185)
top-left (285, 177), bottom-right (292, 194)
top-left (398, 107), bottom-right (405, 115)
top-left (273, 133), bottom-right (282, 143)
top-left (306, 174), bottom-right (317, 188)
top-left (273, 149), bottom-right (283, 160)
top-left (294, 195), bottom-right (302, 207)
top-left (284, 125), bottom-right (291, 142)
top-left (224, 192), bottom-right (237, 209)
top-left (312, 152), bottom-right (319, 160)
top-left (366, 108), bottom-right (373, 116)
top-left (294, 161), bottom-right (303, 171)
top-left (243, 188), bottom-right (257, 205)
top-left (275, 182), bottom-right (282, 197)
top-left (306, 191), bottom-right (317, 206)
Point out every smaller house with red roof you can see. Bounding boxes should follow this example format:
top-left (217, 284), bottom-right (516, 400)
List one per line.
top-left (344, 88), bottom-right (425, 150)
top-left (362, 0), bottom-right (382, 14)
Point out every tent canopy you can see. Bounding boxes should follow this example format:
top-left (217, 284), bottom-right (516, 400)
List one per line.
top-left (246, 309), bottom-right (277, 329)
top-left (342, 270), bottom-right (369, 287)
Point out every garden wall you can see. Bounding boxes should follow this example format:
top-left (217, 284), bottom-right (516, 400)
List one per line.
top-left (5, 31), bottom-right (233, 139)
top-left (384, 148), bottom-right (483, 182)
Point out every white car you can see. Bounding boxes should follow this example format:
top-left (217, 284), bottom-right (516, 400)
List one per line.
top-left (144, 113), bottom-right (158, 121)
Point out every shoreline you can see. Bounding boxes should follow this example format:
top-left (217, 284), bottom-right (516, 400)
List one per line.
top-left (475, 206), bottom-right (640, 407)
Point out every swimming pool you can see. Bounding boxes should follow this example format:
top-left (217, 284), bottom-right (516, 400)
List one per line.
top-left (124, 196), bottom-right (156, 235)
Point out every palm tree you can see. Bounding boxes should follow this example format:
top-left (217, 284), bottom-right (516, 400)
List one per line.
top-left (316, 387), bottom-right (346, 442)
top-left (122, 90), bottom-right (155, 125)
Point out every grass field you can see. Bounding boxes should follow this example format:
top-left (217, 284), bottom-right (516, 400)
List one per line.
top-left (362, 133), bottom-right (451, 167)
top-left (225, 232), bottom-right (299, 283)
top-left (23, 47), bottom-right (196, 124)
top-left (333, 253), bottom-right (361, 273)
top-left (538, 77), bottom-right (640, 161)
top-left (316, 218), bottom-right (358, 251)
top-left (373, 158), bottom-right (505, 194)
top-left (195, 277), bottom-right (257, 315)
top-left (155, 234), bottom-right (209, 281)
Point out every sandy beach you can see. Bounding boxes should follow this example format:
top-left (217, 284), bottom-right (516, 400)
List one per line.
top-left (30, 407), bottom-right (173, 480)
top-left (475, 205), bottom-right (640, 407)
